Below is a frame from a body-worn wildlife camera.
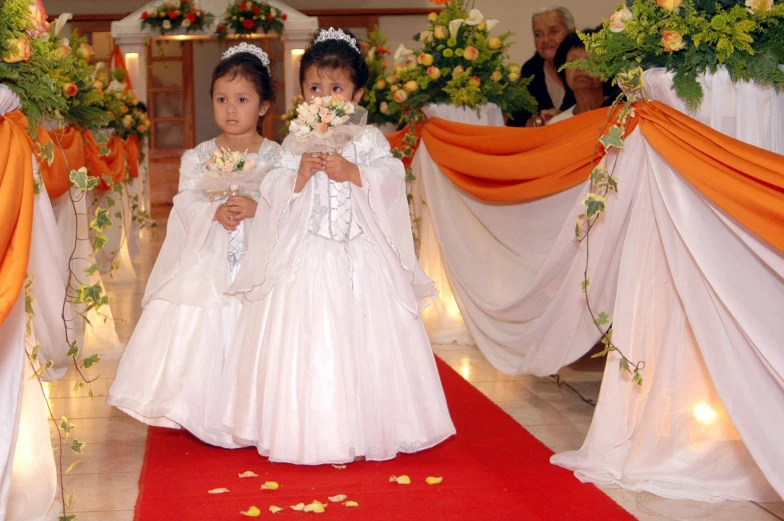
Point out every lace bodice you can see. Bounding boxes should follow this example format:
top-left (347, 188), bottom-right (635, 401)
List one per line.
top-left (308, 173), bottom-right (362, 242)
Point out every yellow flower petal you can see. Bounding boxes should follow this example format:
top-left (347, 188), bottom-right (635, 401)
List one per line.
top-left (269, 506), bottom-right (284, 514)
top-left (304, 500), bottom-right (326, 513)
top-left (290, 503), bottom-right (305, 511)
top-left (261, 481), bottom-right (280, 490)
top-left (344, 501), bottom-right (359, 507)
top-left (389, 475), bottom-right (411, 484)
top-left (238, 471), bottom-right (258, 478)
top-left (328, 494), bottom-right (347, 502)
top-left (207, 487), bottom-right (230, 494)
top-left (426, 476), bottom-right (444, 485)
top-left (240, 506), bottom-right (261, 517)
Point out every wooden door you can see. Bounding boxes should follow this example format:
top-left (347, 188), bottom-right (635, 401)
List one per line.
top-left (147, 39), bottom-right (195, 206)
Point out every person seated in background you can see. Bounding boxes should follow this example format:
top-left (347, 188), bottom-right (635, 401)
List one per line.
top-left (547, 31), bottom-right (619, 125)
top-left (508, 6), bottom-right (576, 128)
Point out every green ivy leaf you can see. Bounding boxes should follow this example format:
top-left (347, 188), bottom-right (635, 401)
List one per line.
top-left (92, 234), bottom-right (108, 253)
top-left (71, 439), bottom-right (86, 455)
top-left (633, 371), bottom-right (643, 386)
top-left (89, 208), bottom-right (112, 233)
top-left (78, 283), bottom-right (103, 305)
top-left (38, 140), bottom-right (55, 166)
top-left (114, 212), bottom-right (122, 219)
top-left (66, 341), bottom-right (79, 358)
top-left (101, 174), bottom-right (114, 187)
top-left (607, 175), bottom-right (619, 192)
top-left (581, 193), bottom-right (607, 219)
top-left (112, 182), bottom-right (124, 195)
top-left (70, 168), bottom-right (99, 192)
top-left (81, 354), bottom-right (100, 369)
top-left (594, 311), bottom-right (610, 326)
top-left (599, 126), bottom-right (625, 150)
top-left (58, 515), bottom-right (78, 521)
top-left (99, 145), bottom-right (111, 157)
top-left (580, 279), bottom-right (591, 292)
top-left (619, 357), bottom-right (631, 374)
top-left (59, 417), bottom-right (75, 438)
top-left (105, 196), bottom-right (116, 209)
top-left (84, 262), bottom-right (103, 276)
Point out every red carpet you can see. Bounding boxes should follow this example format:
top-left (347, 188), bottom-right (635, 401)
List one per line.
top-left (134, 358), bottom-right (635, 520)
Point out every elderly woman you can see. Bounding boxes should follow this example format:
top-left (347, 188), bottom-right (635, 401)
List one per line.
top-left (508, 6), bottom-right (576, 127)
top-left (547, 31), bottom-right (618, 124)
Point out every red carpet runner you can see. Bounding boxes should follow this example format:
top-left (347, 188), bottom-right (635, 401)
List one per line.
top-left (134, 358), bottom-right (635, 520)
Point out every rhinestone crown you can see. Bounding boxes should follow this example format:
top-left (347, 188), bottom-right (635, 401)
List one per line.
top-left (222, 42), bottom-right (270, 70)
top-left (314, 27), bottom-right (361, 54)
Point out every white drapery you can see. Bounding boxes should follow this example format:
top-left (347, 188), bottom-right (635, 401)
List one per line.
top-left (414, 70), bottom-right (784, 501)
top-left (0, 85), bottom-right (57, 521)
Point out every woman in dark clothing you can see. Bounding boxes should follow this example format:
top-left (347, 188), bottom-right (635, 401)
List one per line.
top-left (508, 6), bottom-right (576, 128)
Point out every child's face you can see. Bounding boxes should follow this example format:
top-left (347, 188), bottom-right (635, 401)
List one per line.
top-left (212, 75), bottom-right (271, 136)
top-left (301, 66), bottom-right (364, 105)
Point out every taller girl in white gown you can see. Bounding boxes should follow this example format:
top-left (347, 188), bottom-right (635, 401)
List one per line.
top-left (214, 29), bottom-right (456, 464)
top-left (107, 44), bottom-right (280, 447)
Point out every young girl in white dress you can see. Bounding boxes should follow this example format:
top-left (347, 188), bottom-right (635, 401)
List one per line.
top-left (107, 44), bottom-right (280, 447)
top-left (214, 29), bottom-right (456, 464)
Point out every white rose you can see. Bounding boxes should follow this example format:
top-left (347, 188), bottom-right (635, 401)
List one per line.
top-left (162, 20), bottom-right (171, 30)
top-left (609, 6), bottom-right (633, 33)
top-left (182, 18), bottom-right (191, 28)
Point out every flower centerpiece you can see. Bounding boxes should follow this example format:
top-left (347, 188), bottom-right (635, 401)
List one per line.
top-left (361, 28), bottom-right (401, 127)
top-left (216, 1), bottom-right (287, 38)
top-left (98, 67), bottom-right (150, 143)
top-left (384, 0), bottom-right (537, 120)
top-left (59, 34), bottom-right (111, 130)
top-left (572, 0), bottom-right (784, 110)
top-left (140, 0), bottom-right (214, 35)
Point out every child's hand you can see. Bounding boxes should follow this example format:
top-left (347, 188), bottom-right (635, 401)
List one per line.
top-left (214, 204), bottom-right (239, 232)
top-left (324, 153), bottom-right (361, 186)
top-left (295, 153), bottom-right (326, 192)
top-left (225, 196), bottom-right (258, 221)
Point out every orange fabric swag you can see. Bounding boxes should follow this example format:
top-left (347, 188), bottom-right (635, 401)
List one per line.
top-left (35, 125), bottom-right (86, 200)
top-left (84, 131), bottom-right (126, 190)
top-left (0, 111), bottom-right (35, 325)
top-left (124, 134), bottom-right (140, 179)
top-left (402, 101), bottom-right (784, 253)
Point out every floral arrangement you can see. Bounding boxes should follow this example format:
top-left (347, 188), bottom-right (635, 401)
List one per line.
top-left (574, 0), bottom-right (784, 110)
top-left (140, 0), bottom-right (214, 35)
top-left (382, 0), bottom-right (537, 120)
top-left (289, 96), bottom-right (356, 140)
top-left (97, 68), bottom-right (150, 142)
top-left (216, 1), bottom-right (287, 38)
top-left (279, 94), bottom-right (304, 137)
top-left (361, 28), bottom-right (400, 126)
top-left (206, 147), bottom-right (256, 173)
top-left (58, 33), bottom-right (111, 130)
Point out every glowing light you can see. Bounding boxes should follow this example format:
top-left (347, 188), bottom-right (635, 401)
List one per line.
top-left (459, 358), bottom-right (471, 380)
top-left (692, 402), bottom-right (717, 424)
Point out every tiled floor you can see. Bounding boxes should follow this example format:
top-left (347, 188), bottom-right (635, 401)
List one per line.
top-left (45, 206), bottom-right (784, 521)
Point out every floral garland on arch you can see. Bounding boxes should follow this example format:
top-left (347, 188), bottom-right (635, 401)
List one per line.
top-left (571, 0), bottom-right (784, 111)
top-left (140, 0), bottom-right (214, 35)
top-left (216, 1), bottom-right (287, 38)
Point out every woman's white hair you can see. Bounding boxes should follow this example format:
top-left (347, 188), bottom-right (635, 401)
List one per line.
top-left (531, 6), bottom-right (576, 31)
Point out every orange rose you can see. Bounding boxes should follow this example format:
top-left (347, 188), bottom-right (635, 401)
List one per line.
top-left (27, 0), bottom-right (50, 38)
top-left (491, 70), bottom-right (502, 82)
top-left (3, 38), bottom-right (31, 63)
top-left (55, 43), bottom-right (72, 59)
top-left (657, 0), bottom-right (682, 10)
top-left (426, 66), bottom-right (441, 80)
top-left (62, 83), bottom-right (79, 97)
top-left (463, 46), bottom-right (479, 61)
top-left (661, 29), bottom-right (685, 52)
top-left (417, 53), bottom-right (434, 66)
top-left (76, 43), bottom-right (95, 61)
top-left (393, 89), bottom-right (408, 103)
top-left (487, 37), bottom-right (502, 50)
top-left (403, 80), bottom-right (418, 93)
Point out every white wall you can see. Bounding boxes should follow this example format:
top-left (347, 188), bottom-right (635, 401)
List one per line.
top-left (49, 0), bottom-right (616, 66)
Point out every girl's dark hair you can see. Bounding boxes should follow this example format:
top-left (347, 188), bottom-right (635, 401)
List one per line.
top-left (298, 28), bottom-right (369, 93)
top-left (554, 29), bottom-right (617, 99)
top-left (210, 52), bottom-right (275, 134)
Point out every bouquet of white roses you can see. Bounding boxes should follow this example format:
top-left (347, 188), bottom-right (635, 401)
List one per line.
top-left (289, 96), bottom-right (356, 140)
top-left (206, 147), bottom-right (257, 175)
top-left (197, 147), bottom-right (263, 202)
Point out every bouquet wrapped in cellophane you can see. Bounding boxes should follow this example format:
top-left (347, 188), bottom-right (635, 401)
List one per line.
top-left (194, 147), bottom-right (265, 202)
top-left (287, 95), bottom-right (367, 156)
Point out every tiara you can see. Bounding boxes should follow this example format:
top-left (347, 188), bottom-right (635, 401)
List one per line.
top-left (222, 42), bottom-right (270, 70)
top-left (314, 27), bottom-right (361, 54)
